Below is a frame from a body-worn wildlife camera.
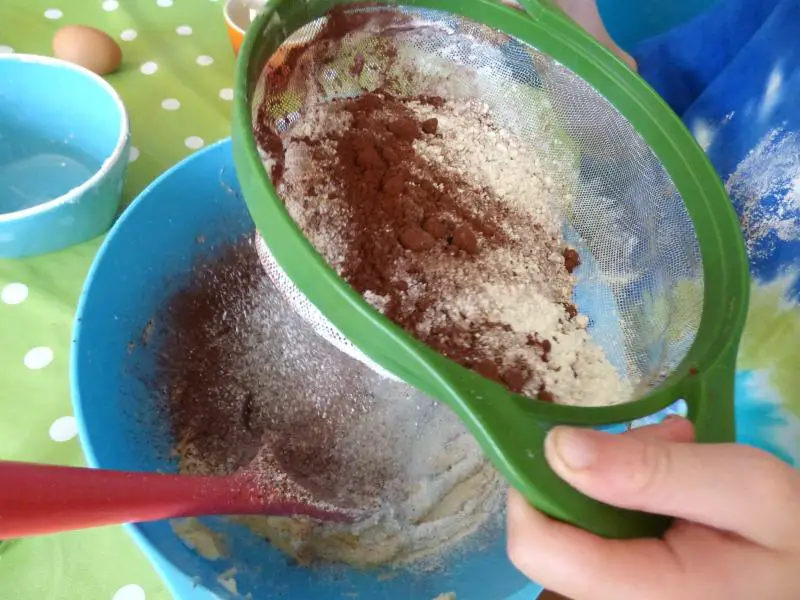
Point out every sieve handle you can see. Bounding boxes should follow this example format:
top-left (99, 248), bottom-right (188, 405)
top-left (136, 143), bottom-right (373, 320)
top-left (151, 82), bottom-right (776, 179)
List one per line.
top-left (452, 339), bottom-right (737, 539)
top-left (487, 350), bottom-right (738, 539)
top-left (454, 374), bottom-right (675, 539)
top-left (682, 344), bottom-right (738, 445)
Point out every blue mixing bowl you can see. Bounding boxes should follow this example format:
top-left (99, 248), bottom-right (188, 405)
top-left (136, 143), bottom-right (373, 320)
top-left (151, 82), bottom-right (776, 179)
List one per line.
top-left (0, 54), bottom-right (129, 258)
top-left (71, 139), bottom-right (543, 600)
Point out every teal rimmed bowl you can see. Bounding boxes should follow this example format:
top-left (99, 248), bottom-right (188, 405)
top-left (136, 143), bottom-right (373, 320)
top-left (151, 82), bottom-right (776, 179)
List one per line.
top-left (0, 54), bottom-right (129, 258)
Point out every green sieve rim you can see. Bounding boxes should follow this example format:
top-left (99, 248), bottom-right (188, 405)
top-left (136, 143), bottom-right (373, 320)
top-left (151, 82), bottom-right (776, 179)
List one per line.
top-left (232, 0), bottom-right (750, 538)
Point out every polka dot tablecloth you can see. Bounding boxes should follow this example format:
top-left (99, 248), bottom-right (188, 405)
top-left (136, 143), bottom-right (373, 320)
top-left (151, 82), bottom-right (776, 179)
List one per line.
top-left (0, 1), bottom-right (233, 598)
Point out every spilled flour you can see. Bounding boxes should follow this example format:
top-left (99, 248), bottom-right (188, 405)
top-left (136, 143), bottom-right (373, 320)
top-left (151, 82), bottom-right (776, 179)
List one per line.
top-left (151, 239), bottom-right (505, 571)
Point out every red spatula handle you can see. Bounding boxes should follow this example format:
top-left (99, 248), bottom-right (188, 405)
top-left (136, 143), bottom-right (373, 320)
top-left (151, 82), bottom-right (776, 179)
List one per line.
top-left (0, 461), bottom-right (285, 539)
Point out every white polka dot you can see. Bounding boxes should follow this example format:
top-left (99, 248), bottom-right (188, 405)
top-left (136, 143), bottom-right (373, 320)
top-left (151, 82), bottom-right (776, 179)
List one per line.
top-left (219, 88), bottom-right (234, 101)
top-left (1, 283), bottom-right (28, 305)
top-left (176, 25), bottom-right (192, 36)
top-left (156, 0), bottom-right (173, 6)
top-left (140, 61), bottom-right (158, 75)
top-left (0, 45), bottom-right (14, 54)
top-left (49, 416), bottom-right (77, 442)
top-left (161, 98), bottom-right (180, 111)
top-left (184, 136), bottom-right (205, 150)
top-left (196, 55), bottom-right (214, 66)
top-left (44, 8), bottom-right (63, 19)
top-left (129, 146), bottom-right (140, 162)
top-left (24, 347), bottom-right (54, 370)
top-left (120, 29), bottom-right (137, 41)
top-left (113, 584), bottom-right (146, 600)
top-left (102, 0), bottom-right (119, 10)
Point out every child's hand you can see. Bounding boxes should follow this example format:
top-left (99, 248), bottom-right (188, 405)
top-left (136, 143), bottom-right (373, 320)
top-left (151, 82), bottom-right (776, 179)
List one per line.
top-left (507, 417), bottom-right (800, 600)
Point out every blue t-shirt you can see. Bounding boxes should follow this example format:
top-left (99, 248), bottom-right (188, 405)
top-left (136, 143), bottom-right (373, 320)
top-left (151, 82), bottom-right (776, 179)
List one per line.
top-left (635, 0), bottom-right (800, 296)
top-left (633, 0), bottom-right (800, 461)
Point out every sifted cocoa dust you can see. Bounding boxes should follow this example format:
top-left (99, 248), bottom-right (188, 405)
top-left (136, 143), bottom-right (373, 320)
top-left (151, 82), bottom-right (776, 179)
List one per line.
top-left (155, 240), bottom-right (267, 475)
top-left (146, 238), bottom-right (507, 569)
top-left (152, 239), bottom-right (362, 505)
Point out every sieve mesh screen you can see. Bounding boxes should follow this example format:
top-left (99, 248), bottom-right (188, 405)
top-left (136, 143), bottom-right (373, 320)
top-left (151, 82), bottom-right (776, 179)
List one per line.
top-left (249, 5), bottom-right (704, 398)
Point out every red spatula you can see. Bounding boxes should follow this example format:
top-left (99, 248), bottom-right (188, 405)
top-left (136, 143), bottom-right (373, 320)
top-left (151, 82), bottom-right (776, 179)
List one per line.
top-left (0, 460), bottom-right (353, 539)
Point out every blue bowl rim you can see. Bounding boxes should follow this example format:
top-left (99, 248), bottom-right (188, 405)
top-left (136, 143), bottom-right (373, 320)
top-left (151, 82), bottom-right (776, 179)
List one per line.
top-left (0, 53), bottom-right (130, 223)
top-left (70, 139), bottom-right (232, 597)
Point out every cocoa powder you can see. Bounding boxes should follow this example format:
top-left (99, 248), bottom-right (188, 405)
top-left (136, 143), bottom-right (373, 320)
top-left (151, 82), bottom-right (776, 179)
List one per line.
top-left (331, 93), bottom-right (506, 304)
top-left (563, 248), bottom-right (581, 274)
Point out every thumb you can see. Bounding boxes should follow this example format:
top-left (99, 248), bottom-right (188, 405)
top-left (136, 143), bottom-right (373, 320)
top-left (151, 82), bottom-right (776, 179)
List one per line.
top-left (545, 425), bottom-right (800, 548)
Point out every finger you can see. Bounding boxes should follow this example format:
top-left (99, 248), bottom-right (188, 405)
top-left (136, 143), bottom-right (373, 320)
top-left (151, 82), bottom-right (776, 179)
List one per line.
top-left (507, 488), bottom-right (680, 599)
top-left (544, 426), bottom-right (800, 548)
top-left (625, 416), bottom-right (695, 443)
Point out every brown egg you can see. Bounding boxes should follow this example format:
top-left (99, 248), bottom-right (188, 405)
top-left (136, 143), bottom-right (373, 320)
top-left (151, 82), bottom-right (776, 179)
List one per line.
top-left (53, 25), bottom-right (122, 76)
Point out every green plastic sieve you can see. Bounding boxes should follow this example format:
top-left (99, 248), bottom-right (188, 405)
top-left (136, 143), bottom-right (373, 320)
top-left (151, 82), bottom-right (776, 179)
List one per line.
top-left (232, 0), bottom-right (750, 539)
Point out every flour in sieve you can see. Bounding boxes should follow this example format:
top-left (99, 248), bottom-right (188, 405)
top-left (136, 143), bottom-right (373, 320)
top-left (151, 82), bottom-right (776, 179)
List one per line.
top-left (262, 94), bottom-right (632, 406)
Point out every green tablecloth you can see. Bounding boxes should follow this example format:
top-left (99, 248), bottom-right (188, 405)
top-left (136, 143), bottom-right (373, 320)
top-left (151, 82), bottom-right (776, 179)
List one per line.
top-left (1, 1), bottom-right (234, 597)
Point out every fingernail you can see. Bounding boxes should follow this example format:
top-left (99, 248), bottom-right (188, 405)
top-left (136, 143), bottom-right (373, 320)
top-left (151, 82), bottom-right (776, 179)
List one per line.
top-left (548, 427), bottom-right (598, 471)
